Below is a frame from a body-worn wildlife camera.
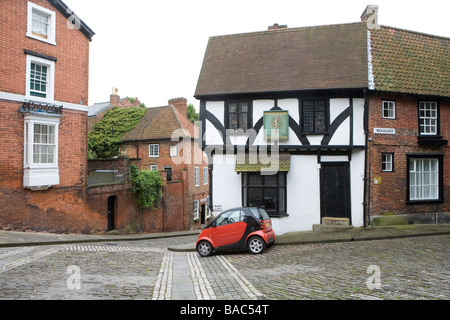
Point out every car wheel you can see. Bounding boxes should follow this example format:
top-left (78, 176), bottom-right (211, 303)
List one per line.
top-left (247, 236), bottom-right (266, 254)
top-left (197, 240), bottom-right (213, 257)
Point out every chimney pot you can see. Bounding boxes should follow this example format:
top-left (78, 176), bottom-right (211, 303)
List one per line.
top-left (268, 23), bottom-right (287, 31)
top-left (110, 87), bottom-right (120, 105)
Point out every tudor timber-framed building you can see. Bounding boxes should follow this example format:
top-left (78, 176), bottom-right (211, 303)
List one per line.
top-left (195, 6), bottom-right (449, 235)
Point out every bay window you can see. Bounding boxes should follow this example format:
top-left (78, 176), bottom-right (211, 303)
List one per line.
top-left (23, 113), bottom-right (60, 190)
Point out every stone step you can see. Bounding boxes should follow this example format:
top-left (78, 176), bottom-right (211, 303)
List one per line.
top-left (313, 224), bottom-right (355, 233)
top-left (321, 217), bottom-right (350, 226)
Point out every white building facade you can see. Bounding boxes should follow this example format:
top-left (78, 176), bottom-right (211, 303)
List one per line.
top-left (195, 22), bottom-right (371, 235)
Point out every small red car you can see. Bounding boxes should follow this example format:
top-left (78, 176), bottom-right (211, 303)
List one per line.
top-left (196, 207), bottom-right (276, 257)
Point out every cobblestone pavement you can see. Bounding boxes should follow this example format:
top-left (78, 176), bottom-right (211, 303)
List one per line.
top-left (227, 235), bottom-right (450, 300)
top-left (0, 235), bottom-right (448, 300)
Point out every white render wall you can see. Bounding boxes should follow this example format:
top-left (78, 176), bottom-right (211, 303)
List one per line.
top-left (211, 152), bottom-right (366, 235)
top-left (205, 98), bottom-right (366, 148)
top-left (206, 97), bottom-right (366, 235)
top-left (212, 154), bottom-right (242, 213)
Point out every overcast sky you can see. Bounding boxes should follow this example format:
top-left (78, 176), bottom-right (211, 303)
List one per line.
top-left (63, 0), bottom-right (450, 110)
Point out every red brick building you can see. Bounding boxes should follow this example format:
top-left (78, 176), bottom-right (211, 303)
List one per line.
top-left (0, 0), bottom-right (101, 232)
top-left (366, 22), bottom-right (449, 223)
top-left (120, 98), bottom-right (210, 229)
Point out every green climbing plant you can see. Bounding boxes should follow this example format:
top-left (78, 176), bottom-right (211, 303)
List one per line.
top-left (129, 164), bottom-right (163, 209)
top-left (88, 106), bottom-right (147, 159)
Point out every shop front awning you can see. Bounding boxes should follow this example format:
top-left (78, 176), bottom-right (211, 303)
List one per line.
top-left (235, 153), bottom-right (290, 173)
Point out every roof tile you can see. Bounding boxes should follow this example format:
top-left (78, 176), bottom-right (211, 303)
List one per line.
top-left (370, 26), bottom-right (450, 97)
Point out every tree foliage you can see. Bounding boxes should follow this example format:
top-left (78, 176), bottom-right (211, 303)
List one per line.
top-left (88, 106), bottom-right (147, 159)
top-left (129, 164), bottom-right (163, 209)
top-left (187, 103), bottom-right (199, 123)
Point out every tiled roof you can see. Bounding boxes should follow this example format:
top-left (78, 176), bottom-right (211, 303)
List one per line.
top-left (195, 23), bottom-right (369, 97)
top-left (195, 21), bottom-right (450, 98)
top-left (88, 101), bottom-right (110, 117)
top-left (120, 106), bottom-right (195, 142)
top-left (370, 26), bottom-right (450, 97)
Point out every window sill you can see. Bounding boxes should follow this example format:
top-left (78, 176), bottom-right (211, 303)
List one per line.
top-left (26, 33), bottom-right (57, 46)
top-left (227, 130), bottom-right (250, 135)
top-left (406, 199), bottom-right (443, 204)
top-left (302, 132), bottom-right (329, 136)
top-left (417, 136), bottom-right (448, 146)
top-left (268, 213), bottom-right (289, 218)
top-left (23, 167), bottom-right (59, 190)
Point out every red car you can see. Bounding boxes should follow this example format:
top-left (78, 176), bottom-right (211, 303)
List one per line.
top-left (196, 207), bottom-right (276, 257)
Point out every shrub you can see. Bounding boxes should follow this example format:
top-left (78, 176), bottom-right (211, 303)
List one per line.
top-left (129, 164), bottom-right (163, 209)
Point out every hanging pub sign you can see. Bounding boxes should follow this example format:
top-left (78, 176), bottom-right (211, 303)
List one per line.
top-left (264, 110), bottom-right (289, 141)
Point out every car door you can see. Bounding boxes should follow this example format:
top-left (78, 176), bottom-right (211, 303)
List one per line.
top-left (211, 209), bottom-right (246, 247)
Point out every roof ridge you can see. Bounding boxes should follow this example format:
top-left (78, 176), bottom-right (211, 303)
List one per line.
top-left (378, 25), bottom-right (450, 41)
top-left (172, 106), bottom-right (196, 138)
top-left (209, 22), bottom-right (366, 40)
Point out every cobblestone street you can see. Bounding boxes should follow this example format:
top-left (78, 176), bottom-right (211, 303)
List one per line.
top-left (0, 235), bottom-right (448, 300)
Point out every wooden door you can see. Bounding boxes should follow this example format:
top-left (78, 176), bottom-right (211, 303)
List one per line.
top-left (320, 162), bottom-right (351, 222)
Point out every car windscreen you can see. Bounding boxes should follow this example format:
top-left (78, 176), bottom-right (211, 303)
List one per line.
top-left (249, 207), bottom-right (270, 220)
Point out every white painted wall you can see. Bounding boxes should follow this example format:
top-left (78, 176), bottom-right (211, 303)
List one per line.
top-left (205, 101), bottom-right (225, 145)
top-left (204, 97), bottom-right (366, 148)
top-left (353, 98), bottom-right (366, 146)
top-left (212, 154), bottom-right (241, 215)
top-left (350, 150), bottom-right (365, 227)
top-left (272, 155), bottom-right (321, 234)
top-left (206, 97), bottom-right (367, 235)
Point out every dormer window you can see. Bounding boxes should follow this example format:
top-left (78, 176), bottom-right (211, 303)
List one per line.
top-left (27, 2), bottom-right (56, 45)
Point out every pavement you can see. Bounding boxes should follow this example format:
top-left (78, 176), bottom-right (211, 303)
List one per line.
top-left (1, 223), bottom-right (449, 250)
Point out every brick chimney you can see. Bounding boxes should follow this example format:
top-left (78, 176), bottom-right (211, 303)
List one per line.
top-left (110, 87), bottom-right (120, 106)
top-left (169, 97), bottom-right (188, 116)
top-left (268, 23), bottom-right (287, 31)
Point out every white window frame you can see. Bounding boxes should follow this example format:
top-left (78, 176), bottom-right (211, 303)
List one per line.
top-left (382, 153), bottom-right (393, 172)
top-left (203, 167), bottom-right (208, 185)
top-left (193, 200), bottom-right (199, 221)
top-left (23, 113), bottom-right (60, 189)
top-left (382, 100), bottom-right (395, 119)
top-left (194, 167), bottom-right (200, 187)
top-left (149, 144), bottom-right (160, 157)
top-left (26, 2), bottom-right (57, 45)
top-left (409, 158), bottom-right (439, 201)
top-left (150, 165), bottom-right (158, 172)
top-left (169, 145), bottom-right (177, 157)
top-left (419, 101), bottom-right (438, 136)
top-left (26, 55), bottom-right (55, 102)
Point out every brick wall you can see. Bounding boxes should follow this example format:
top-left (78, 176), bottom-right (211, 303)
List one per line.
top-left (366, 92), bottom-right (450, 218)
top-left (122, 137), bottom-right (210, 229)
top-left (0, 0), bottom-right (208, 234)
top-left (0, 0), bottom-right (94, 233)
top-left (0, 0), bottom-right (90, 104)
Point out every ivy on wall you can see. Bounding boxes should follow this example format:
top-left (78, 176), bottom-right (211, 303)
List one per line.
top-left (129, 164), bottom-right (163, 209)
top-left (88, 106), bottom-right (147, 159)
